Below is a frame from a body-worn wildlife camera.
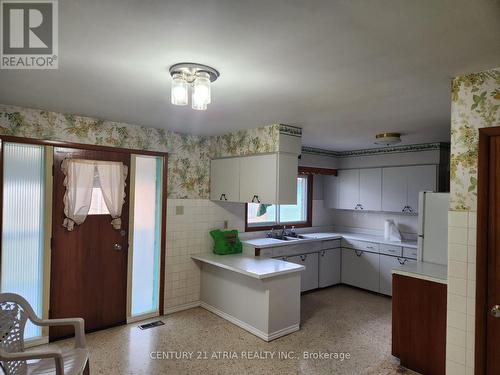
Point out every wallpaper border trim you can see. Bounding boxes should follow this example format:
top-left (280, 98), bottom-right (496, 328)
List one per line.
top-left (302, 142), bottom-right (450, 158)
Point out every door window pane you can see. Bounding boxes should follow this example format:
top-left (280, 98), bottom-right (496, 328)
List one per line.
top-left (131, 156), bottom-right (162, 316)
top-left (1, 143), bottom-right (45, 339)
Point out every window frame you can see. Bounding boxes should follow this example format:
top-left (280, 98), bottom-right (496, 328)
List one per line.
top-left (245, 174), bottom-right (313, 232)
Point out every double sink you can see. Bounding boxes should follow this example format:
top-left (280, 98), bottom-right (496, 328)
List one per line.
top-left (267, 234), bottom-right (312, 242)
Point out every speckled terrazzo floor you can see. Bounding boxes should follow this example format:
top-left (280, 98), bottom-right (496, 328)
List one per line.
top-left (49, 286), bottom-right (420, 375)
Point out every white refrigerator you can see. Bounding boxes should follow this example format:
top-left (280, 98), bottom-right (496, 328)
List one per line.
top-left (417, 191), bottom-right (449, 265)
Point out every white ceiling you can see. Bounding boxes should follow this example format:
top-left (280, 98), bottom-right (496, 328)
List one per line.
top-left (1, 0), bottom-right (499, 150)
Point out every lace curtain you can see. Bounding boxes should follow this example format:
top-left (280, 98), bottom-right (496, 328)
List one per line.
top-left (61, 159), bottom-right (128, 231)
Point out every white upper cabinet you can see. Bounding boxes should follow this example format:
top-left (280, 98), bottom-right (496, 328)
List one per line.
top-left (327, 168), bottom-right (381, 210)
top-left (338, 169), bottom-right (359, 210)
top-left (239, 154), bottom-right (278, 204)
top-left (382, 165), bottom-right (437, 213)
top-left (210, 158), bottom-right (240, 202)
top-left (232, 152), bottom-right (298, 204)
top-left (325, 164), bottom-right (438, 213)
top-left (359, 168), bottom-right (382, 211)
top-left (323, 175), bottom-right (339, 209)
top-left (381, 167), bottom-right (408, 212)
top-left (406, 165), bottom-right (437, 212)
top-left (277, 153), bottom-right (299, 204)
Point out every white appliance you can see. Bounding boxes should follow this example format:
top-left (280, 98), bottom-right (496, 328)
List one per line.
top-left (417, 191), bottom-right (449, 265)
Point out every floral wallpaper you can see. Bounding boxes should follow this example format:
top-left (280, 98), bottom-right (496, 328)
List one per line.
top-left (0, 104), bottom-right (289, 199)
top-left (450, 67), bottom-right (500, 211)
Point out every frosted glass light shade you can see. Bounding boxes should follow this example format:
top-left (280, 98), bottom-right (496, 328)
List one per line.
top-left (171, 73), bottom-right (188, 106)
top-left (192, 72), bottom-right (211, 110)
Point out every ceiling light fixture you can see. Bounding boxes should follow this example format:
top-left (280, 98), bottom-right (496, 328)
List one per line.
top-left (374, 133), bottom-right (401, 146)
top-left (169, 62), bottom-right (219, 110)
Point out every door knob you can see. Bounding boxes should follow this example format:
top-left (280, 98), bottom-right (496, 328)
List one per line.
top-left (113, 243), bottom-right (122, 251)
top-left (491, 305), bottom-right (500, 318)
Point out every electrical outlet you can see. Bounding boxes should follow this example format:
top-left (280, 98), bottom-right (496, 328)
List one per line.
top-left (175, 205), bottom-right (184, 215)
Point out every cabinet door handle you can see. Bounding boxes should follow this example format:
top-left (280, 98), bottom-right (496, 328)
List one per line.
top-left (355, 250), bottom-right (363, 257)
top-left (366, 246), bottom-right (374, 249)
top-left (320, 250), bottom-right (325, 257)
top-left (220, 193), bottom-right (227, 201)
top-left (407, 206), bottom-right (414, 213)
top-left (252, 195), bottom-right (261, 203)
top-left (397, 257), bottom-right (407, 265)
top-left (300, 255), bottom-right (307, 261)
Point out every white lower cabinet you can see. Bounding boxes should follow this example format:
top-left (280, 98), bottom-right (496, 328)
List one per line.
top-left (341, 248), bottom-right (380, 292)
top-left (379, 255), bottom-right (401, 296)
top-left (379, 255), bottom-right (417, 296)
top-left (287, 253), bottom-right (319, 292)
top-left (318, 248), bottom-right (341, 287)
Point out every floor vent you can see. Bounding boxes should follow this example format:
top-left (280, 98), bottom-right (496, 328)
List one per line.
top-left (139, 320), bottom-right (165, 330)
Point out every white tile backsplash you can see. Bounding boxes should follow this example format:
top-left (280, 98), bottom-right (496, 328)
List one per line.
top-left (164, 199), bottom-right (245, 310)
top-left (447, 210), bottom-right (477, 375)
top-left (328, 210), bottom-right (418, 237)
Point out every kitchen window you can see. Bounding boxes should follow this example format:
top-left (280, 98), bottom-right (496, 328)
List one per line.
top-left (246, 175), bottom-right (312, 231)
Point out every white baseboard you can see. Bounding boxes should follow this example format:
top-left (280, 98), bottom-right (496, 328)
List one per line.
top-left (164, 301), bottom-right (201, 315)
top-left (267, 323), bottom-right (300, 341)
top-left (200, 302), bottom-right (299, 342)
top-left (127, 311), bottom-right (159, 324)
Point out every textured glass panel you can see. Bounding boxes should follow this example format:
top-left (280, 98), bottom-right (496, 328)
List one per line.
top-left (131, 156), bottom-right (161, 316)
top-left (1, 143), bottom-right (45, 339)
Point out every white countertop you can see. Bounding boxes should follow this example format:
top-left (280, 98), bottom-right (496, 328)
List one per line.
top-left (191, 253), bottom-right (304, 279)
top-left (392, 261), bottom-right (448, 284)
top-left (242, 232), bottom-right (418, 249)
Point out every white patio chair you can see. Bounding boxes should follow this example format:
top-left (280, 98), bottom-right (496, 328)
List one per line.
top-left (0, 293), bottom-right (89, 375)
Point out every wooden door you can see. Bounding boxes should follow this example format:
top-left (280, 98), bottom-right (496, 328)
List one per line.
top-left (49, 147), bottom-right (130, 340)
top-left (477, 129), bottom-right (500, 374)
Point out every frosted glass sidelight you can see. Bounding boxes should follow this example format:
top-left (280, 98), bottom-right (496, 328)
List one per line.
top-left (131, 156), bottom-right (162, 316)
top-left (1, 143), bottom-right (45, 339)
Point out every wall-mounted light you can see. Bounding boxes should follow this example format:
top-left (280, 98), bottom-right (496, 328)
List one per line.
top-left (169, 63), bottom-right (219, 110)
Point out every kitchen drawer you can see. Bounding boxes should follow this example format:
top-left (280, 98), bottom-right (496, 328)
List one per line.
top-left (403, 247), bottom-right (418, 260)
top-left (379, 244), bottom-right (403, 257)
top-left (319, 239), bottom-right (341, 250)
top-left (272, 242), bottom-right (321, 257)
top-left (259, 248), bottom-right (273, 257)
top-left (341, 238), bottom-right (379, 253)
